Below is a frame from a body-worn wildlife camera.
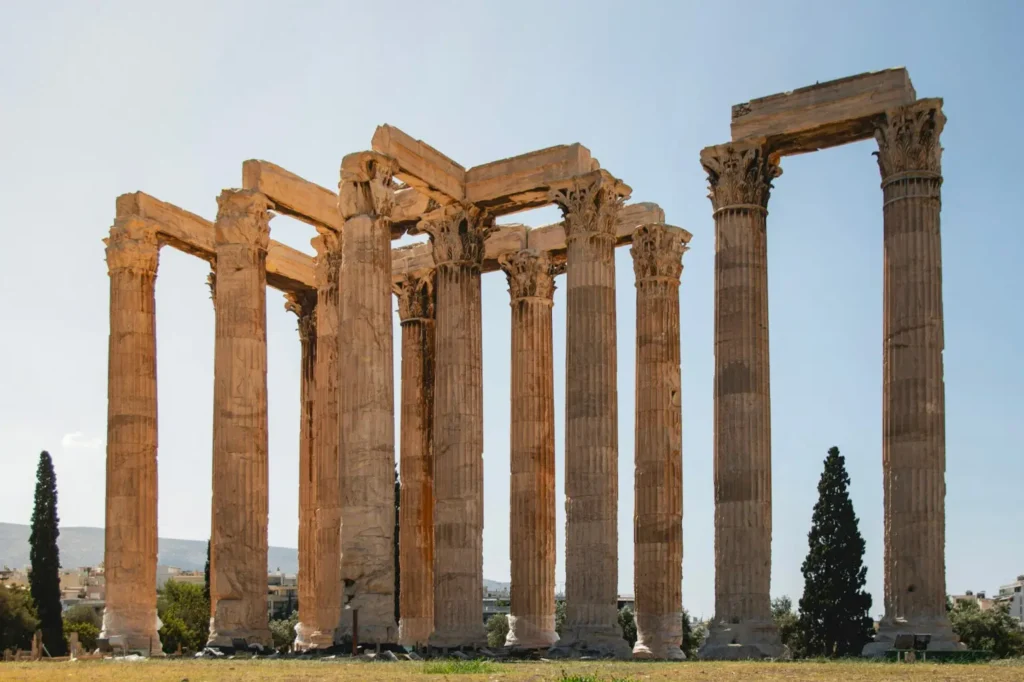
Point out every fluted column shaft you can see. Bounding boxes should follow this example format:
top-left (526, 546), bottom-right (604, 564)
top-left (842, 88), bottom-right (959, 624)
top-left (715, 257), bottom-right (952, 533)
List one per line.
top-left (874, 100), bottom-right (953, 641)
top-left (631, 224), bottom-right (690, 660)
top-left (208, 190), bottom-right (272, 647)
top-left (698, 143), bottom-right (784, 659)
top-left (551, 172), bottom-right (631, 657)
top-left (296, 231), bottom-right (343, 649)
top-left (420, 204), bottom-right (490, 648)
top-left (101, 219), bottom-right (162, 655)
top-left (286, 293), bottom-right (317, 648)
top-left (337, 152), bottom-right (399, 644)
top-left (500, 250), bottom-right (561, 649)
top-left (394, 272), bottom-right (436, 646)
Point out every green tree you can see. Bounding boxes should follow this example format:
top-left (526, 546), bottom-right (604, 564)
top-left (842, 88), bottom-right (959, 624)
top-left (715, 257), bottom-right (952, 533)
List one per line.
top-left (63, 620), bottom-right (99, 651)
top-left (486, 613), bottom-right (509, 648)
top-left (797, 446), bottom-right (874, 657)
top-left (0, 585), bottom-right (39, 651)
top-left (63, 604), bottom-right (101, 629)
top-left (680, 608), bottom-right (706, 658)
top-left (771, 596), bottom-right (803, 657)
top-left (618, 606), bottom-right (636, 647)
top-left (29, 450), bottom-right (65, 656)
top-left (555, 599), bottom-right (566, 636)
top-left (157, 580), bottom-right (210, 653)
top-left (950, 600), bottom-right (1024, 658)
top-left (203, 540), bottom-right (211, 603)
top-left (269, 612), bottom-right (299, 652)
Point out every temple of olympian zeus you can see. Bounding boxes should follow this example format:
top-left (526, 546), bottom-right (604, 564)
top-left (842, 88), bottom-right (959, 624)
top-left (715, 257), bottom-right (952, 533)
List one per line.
top-left (100, 67), bottom-right (952, 659)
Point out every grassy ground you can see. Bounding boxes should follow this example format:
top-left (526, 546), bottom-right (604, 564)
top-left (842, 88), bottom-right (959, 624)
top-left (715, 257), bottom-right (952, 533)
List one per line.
top-left (2, 659), bottom-right (1023, 682)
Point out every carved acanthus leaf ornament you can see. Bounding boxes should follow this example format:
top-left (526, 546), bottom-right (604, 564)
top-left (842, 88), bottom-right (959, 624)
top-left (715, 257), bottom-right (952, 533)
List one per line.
top-left (499, 249), bottom-right (563, 301)
top-left (874, 100), bottom-right (945, 179)
top-left (700, 143), bottom-right (781, 212)
top-left (215, 190), bottom-right (271, 249)
top-left (285, 291), bottom-right (318, 341)
top-left (393, 271), bottom-right (436, 321)
top-left (631, 224), bottom-right (690, 283)
top-left (105, 218), bottom-right (160, 275)
top-left (549, 172), bottom-right (628, 240)
top-left (416, 203), bottom-right (494, 268)
top-left (338, 151), bottom-right (399, 221)
top-left (312, 231), bottom-right (343, 292)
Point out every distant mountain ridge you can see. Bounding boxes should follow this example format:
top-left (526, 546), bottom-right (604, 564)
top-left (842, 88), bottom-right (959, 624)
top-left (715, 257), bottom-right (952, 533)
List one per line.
top-left (0, 523), bottom-right (512, 591)
top-left (0, 523), bottom-right (297, 573)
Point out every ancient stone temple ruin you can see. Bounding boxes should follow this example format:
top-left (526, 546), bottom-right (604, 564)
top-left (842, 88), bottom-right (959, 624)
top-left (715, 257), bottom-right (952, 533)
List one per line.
top-left (100, 67), bottom-right (952, 660)
top-left (101, 125), bottom-right (689, 658)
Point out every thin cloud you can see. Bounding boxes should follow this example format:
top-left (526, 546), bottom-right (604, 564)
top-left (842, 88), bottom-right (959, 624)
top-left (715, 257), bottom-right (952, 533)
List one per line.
top-left (61, 432), bottom-right (103, 450)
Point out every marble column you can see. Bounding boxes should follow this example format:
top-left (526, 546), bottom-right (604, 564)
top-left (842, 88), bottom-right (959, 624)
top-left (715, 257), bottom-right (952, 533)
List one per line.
top-left (698, 142), bottom-right (785, 660)
top-left (336, 151), bottom-right (399, 644)
top-left (285, 291), bottom-right (317, 650)
top-left (865, 99), bottom-right (959, 654)
top-left (631, 224), bottom-right (690, 660)
top-left (207, 189), bottom-right (273, 648)
top-left (101, 217), bottom-right (162, 655)
top-left (296, 230), bottom-right (343, 649)
top-left (394, 271), bottom-right (436, 647)
top-left (418, 203), bottom-right (491, 649)
top-left (550, 171), bottom-right (631, 658)
top-left (499, 250), bottom-right (562, 649)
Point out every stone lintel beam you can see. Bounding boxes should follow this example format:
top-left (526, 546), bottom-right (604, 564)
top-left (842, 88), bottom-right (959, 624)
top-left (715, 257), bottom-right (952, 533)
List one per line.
top-left (390, 201), bottom-right (662, 282)
top-left (242, 159), bottom-right (430, 236)
top-left (371, 125), bottom-right (467, 205)
top-left (115, 191), bottom-right (316, 292)
top-left (730, 67), bottom-right (917, 156)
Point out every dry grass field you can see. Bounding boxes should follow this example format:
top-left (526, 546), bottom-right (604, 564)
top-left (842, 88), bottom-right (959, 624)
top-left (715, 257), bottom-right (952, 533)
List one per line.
top-left (2, 659), bottom-right (1023, 682)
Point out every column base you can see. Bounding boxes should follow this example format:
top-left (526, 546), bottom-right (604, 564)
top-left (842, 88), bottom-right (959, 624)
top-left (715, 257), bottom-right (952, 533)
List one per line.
top-left (398, 617), bottom-right (433, 647)
top-left (100, 608), bottom-right (163, 655)
top-left (505, 614), bottom-right (558, 649)
top-left (555, 623), bottom-right (632, 659)
top-left (206, 620), bottom-right (272, 650)
top-left (633, 611), bottom-right (684, 660)
top-left (427, 625), bottom-right (488, 650)
top-left (293, 622), bottom-right (337, 651)
top-left (698, 620), bottom-right (790, 660)
top-left (861, 617), bottom-right (964, 657)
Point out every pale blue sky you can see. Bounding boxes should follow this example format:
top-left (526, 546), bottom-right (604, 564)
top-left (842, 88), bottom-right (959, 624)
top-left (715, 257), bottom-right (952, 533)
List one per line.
top-left (1, 1), bottom-right (1021, 619)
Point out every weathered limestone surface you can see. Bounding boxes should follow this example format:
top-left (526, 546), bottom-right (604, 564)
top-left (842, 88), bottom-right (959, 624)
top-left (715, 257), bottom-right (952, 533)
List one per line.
top-left (296, 231), bottom-right (343, 649)
top-left (394, 271), bottom-right (437, 646)
top-left (101, 218), bottom-right (162, 655)
top-left (631, 224), bottom-right (690, 660)
top-left (337, 152), bottom-right (399, 644)
top-left (698, 142), bottom-right (786, 660)
top-left (864, 99), bottom-right (960, 655)
top-left (731, 68), bottom-right (917, 156)
top-left (552, 172), bottom-right (632, 658)
top-left (114, 191), bottom-right (315, 292)
top-left (418, 204), bottom-right (491, 648)
top-left (499, 250), bottom-right (562, 649)
top-left (208, 190), bottom-right (273, 648)
top-left (285, 292), bottom-right (317, 650)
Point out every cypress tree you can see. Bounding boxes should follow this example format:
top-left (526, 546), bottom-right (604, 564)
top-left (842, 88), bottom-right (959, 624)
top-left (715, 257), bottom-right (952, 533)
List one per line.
top-left (203, 540), bottom-right (211, 603)
top-left (29, 451), bottom-right (66, 655)
top-left (797, 446), bottom-right (874, 657)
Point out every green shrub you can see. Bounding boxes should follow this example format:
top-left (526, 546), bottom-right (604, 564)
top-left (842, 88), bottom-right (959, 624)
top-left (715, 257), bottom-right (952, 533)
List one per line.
top-left (63, 619), bottom-right (99, 651)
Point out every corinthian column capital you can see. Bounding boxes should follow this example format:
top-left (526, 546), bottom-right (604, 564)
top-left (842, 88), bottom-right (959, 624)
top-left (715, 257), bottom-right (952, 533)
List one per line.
top-left (700, 142), bottom-right (781, 214)
top-left (285, 291), bottom-right (317, 341)
top-left (312, 230), bottom-right (343, 292)
top-left (631, 224), bottom-right (692, 284)
top-left (415, 203), bottom-right (494, 268)
top-left (105, 218), bottom-right (160, 275)
top-left (338, 151), bottom-right (399, 220)
top-left (499, 249), bottom-right (563, 302)
top-left (393, 270), bottom-right (436, 322)
top-left (549, 170), bottom-right (631, 241)
top-left (874, 98), bottom-right (945, 180)
top-left (215, 189), bottom-right (272, 249)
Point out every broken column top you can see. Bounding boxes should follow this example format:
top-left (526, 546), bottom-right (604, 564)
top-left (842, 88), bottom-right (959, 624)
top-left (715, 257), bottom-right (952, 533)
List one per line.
top-left (730, 67), bottom-right (917, 156)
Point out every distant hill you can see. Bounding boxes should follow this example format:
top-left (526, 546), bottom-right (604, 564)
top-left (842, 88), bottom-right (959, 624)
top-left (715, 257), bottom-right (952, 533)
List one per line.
top-left (0, 523), bottom-right (513, 591)
top-left (0, 523), bottom-right (298, 573)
